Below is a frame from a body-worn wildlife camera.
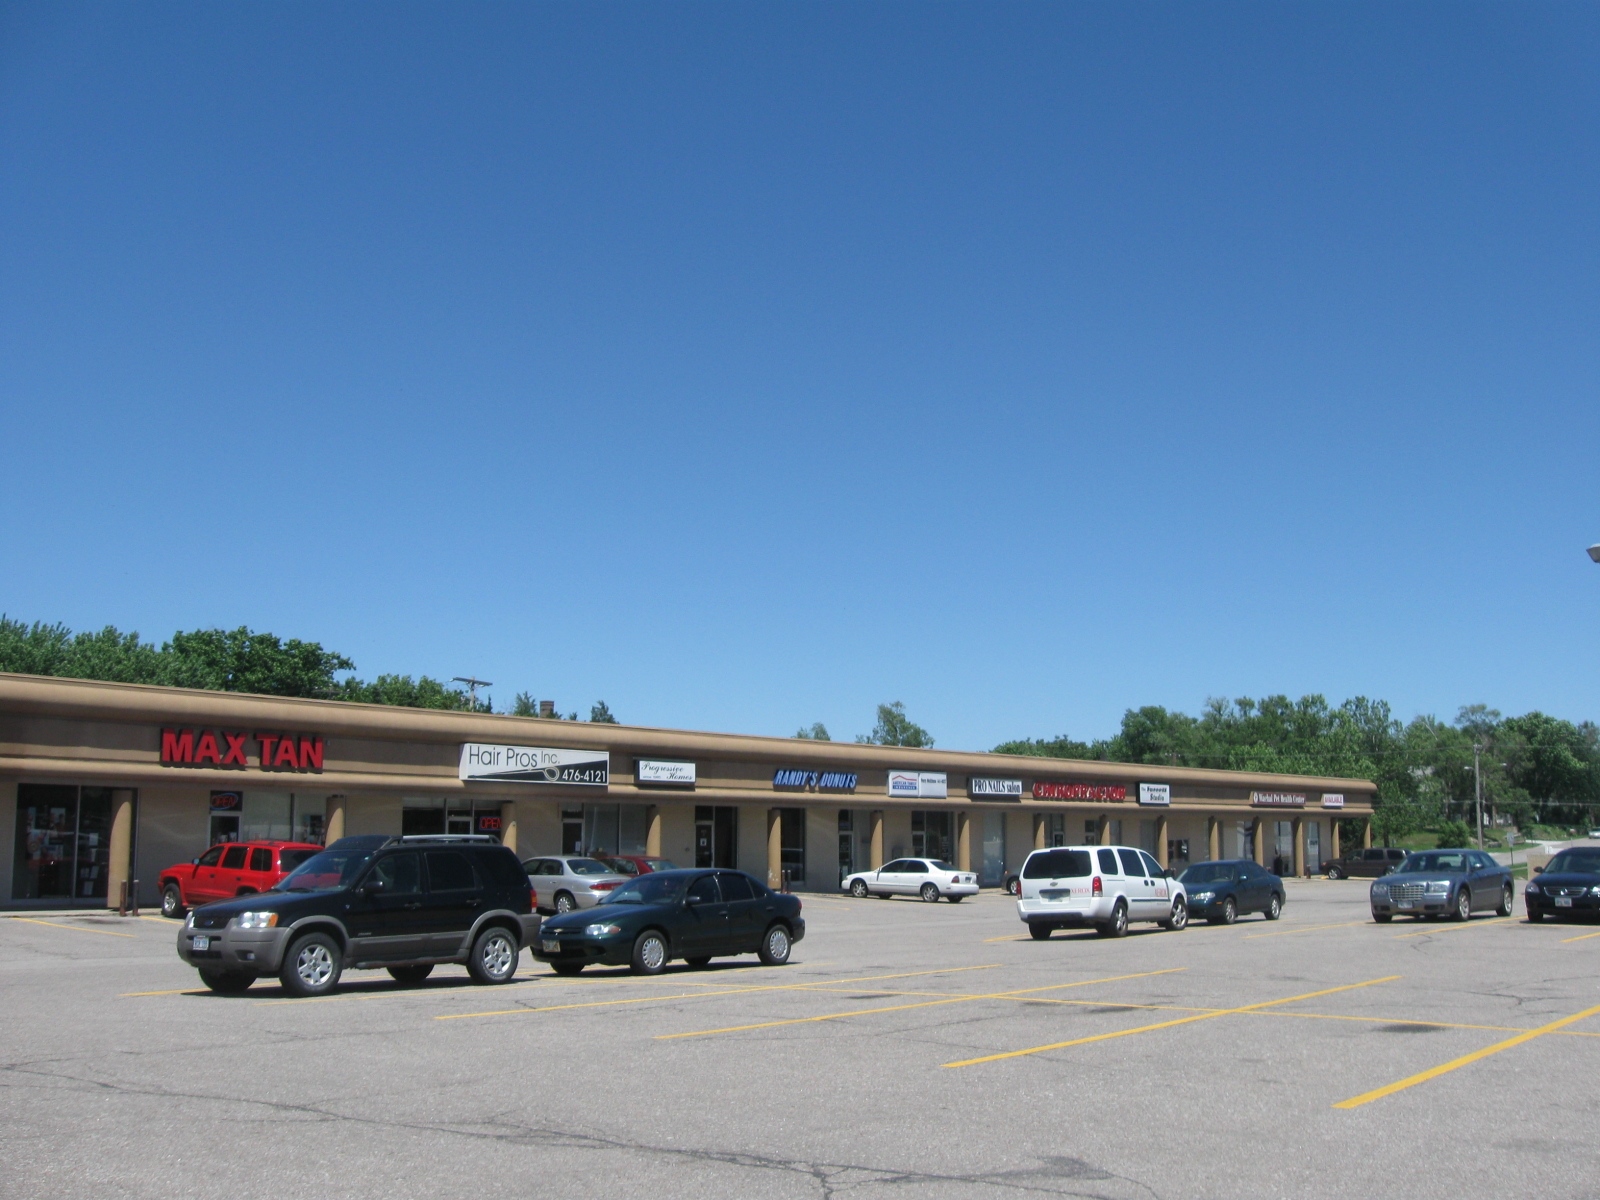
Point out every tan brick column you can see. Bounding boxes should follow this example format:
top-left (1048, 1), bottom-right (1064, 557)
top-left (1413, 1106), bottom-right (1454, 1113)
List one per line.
top-left (956, 812), bottom-right (972, 872)
top-left (1293, 816), bottom-right (1305, 877)
top-left (324, 794), bottom-right (346, 844)
top-left (1032, 812), bottom-right (1046, 850)
top-left (106, 789), bottom-right (136, 911)
top-left (1098, 814), bottom-right (1112, 845)
top-left (767, 808), bottom-right (783, 890)
top-left (1155, 813), bottom-right (1169, 868)
top-left (645, 806), bottom-right (662, 857)
top-left (1330, 820), bottom-right (1341, 861)
top-left (1251, 820), bottom-right (1264, 865)
top-left (869, 810), bottom-right (884, 868)
top-left (499, 801), bottom-right (517, 856)
top-left (1362, 818), bottom-right (1373, 850)
top-left (1207, 816), bottom-right (1220, 862)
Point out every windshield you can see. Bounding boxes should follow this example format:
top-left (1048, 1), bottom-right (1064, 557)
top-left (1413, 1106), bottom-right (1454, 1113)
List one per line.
top-left (1546, 850), bottom-right (1600, 874)
top-left (643, 858), bottom-right (678, 871)
top-left (279, 848), bottom-right (318, 872)
top-left (600, 874), bottom-right (688, 905)
top-left (1400, 852), bottom-right (1469, 874)
top-left (274, 847), bottom-right (373, 892)
top-left (567, 858), bottom-right (613, 876)
top-left (1022, 849), bottom-right (1093, 879)
top-left (1179, 863), bottom-right (1236, 884)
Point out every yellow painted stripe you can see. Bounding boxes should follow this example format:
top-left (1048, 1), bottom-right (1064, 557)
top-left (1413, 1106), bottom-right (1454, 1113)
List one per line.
top-left (1334, 1002), bottom-right (1600, 1109)
top-left (1243, 920), bottom-right (1370, 940)
top-left (942, 975), bottom-right (1400, 1068)
top-left (1392, 917), bottom-right (1513, 939)
top-left (120, 988), bottom-right (206, 997)
top-left (656, 969), bottom-right (1187, 1040)
top-left (11, 917), bottom-right (137, 938)
top-left (1559, 929), bottom-right (1600, 943)
top-left (983, 934), bottom-right (1030, 942)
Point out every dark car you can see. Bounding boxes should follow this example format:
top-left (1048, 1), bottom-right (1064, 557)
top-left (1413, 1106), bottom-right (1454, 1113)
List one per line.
top-left (1525, 847), bottom-right (1600, 922)
top-left (1324, 847), bottom-right (1407, 879)
top-left (175, 834), bottom-right (539, 997)
top-left (1176, 859), bottom-right (1284, 924)
top-left (531, 868), bottom-right (804, 976)
top-left (1369, 848), bottom-right (1513, 923)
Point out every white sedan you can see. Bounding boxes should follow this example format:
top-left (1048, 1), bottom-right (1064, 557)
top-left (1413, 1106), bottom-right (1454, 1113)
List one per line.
top-left (842, 858), bottom-right (979, 902)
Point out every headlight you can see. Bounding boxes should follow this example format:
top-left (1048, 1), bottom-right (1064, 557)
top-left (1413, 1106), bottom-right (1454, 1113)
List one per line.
top-left (1589, 886), bottom-right (1600, 898)
top-left (1525, 882), bottom-right (1539, 894)
top-left (235, 912), bottom-right (280, 930)
top-left (584, 922), bottom-right (623, 937)
top-left (1191, 891), bottom-right (1214, 903)
top-left (1424, 881), bottom-right (1450, 895)
top-left (184, 911), bottom-right (196, 928)
top-left (1371, 884), bottom-right (1389, 898)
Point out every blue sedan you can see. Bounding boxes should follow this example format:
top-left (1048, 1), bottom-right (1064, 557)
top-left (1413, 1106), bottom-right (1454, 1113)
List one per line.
top-left (1369, 849), bottom-right (1513, 923)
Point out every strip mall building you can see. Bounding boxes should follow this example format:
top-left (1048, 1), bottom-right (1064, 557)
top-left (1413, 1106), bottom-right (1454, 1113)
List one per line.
top-left (0, 674), bottom-right (1377, 909)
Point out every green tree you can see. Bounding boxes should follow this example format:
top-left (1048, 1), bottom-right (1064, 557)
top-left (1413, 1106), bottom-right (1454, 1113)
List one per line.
top-left (589, 700), bottom-right (618, 724)
top-left (162, 627), bottom-right (355, 698)
top-left (856, 701), bottom-right (933, 748)
top-left (1436, 819), bottom-right (1473, 849)
top-left (794, 722), bottom-right (831, 741)
top-left (512, 691), bottom-right (537, 717)
top-left (992, 733), bottom-right (1102, 759)
top-left (338, 674), bottom-right (487, 711)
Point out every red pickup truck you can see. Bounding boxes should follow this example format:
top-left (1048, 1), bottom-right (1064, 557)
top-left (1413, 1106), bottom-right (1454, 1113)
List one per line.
top-left (159, 841), bottom-right (323, 918)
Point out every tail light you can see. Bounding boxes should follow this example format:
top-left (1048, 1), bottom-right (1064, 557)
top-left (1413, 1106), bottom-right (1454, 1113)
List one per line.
top-left (591, 881), bottom-right (619, 892)
top-left (1092, 876), bottom-right (1103, 896)
top-left (529, 885), bottom-right (538, 908)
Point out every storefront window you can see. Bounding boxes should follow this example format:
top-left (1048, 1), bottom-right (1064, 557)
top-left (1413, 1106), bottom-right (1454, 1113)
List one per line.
top-left (981, 812), bottom-right (1006, 886)
top-left (779, 808), bottom-right (805, 884)
top-left (12, 784), bottom-right (119, 902)
top-left (911, 811), bottom-right (952, 861)
top-left (582, 804), bottom-right (650, 857)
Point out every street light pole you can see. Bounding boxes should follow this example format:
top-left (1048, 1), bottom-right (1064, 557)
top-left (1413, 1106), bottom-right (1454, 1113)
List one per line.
top-left (1472, 742), bottom-right (1484, 851)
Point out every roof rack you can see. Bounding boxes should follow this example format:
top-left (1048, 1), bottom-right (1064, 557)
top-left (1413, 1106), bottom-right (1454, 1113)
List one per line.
top-left (395, 834), bottom-right (502, 845)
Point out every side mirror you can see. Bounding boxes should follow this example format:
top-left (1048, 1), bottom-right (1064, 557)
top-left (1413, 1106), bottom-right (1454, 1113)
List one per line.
top-left (1164, 868), bottom-right (1176, 879)
top-left (1533, 866), bottom-right (1544, 875)
top-left (191, 858), bottom-right (199, 865)
top-left (361, 878), bottom-right (386, 897)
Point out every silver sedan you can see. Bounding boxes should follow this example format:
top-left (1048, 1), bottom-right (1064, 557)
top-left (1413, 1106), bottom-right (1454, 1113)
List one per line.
top-left (522, 856), bottom-right (629, 914)
top-left (842, 858), bottom-right (980, 902)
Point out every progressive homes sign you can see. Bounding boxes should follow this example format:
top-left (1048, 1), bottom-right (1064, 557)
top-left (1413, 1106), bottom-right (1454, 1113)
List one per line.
top-left (458, 744), bottom-right (610, 787)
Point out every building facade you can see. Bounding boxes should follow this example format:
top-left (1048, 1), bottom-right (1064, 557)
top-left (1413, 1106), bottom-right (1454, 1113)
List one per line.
top-left (0, 674), bottom-right (1377, 909)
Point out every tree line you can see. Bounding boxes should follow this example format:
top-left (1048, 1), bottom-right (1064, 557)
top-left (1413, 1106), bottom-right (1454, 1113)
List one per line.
top-left (0, 616), bottom-right (617, 724)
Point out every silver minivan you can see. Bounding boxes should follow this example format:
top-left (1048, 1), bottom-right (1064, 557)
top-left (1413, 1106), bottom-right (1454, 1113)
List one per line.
top-left (1015, 845), bottom-right (1188, 939)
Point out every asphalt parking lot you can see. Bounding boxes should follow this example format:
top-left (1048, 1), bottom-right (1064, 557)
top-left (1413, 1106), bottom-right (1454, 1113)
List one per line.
top-left (4, 880), bottom-right (1599, 1200)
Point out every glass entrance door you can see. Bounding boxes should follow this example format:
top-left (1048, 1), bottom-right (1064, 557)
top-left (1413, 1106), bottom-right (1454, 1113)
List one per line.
top-left (12, 784), bottom-right (116, 902)
top-left (694, 806), bottom-right (737, 868)
top-left (981, 812), bottom-right (1006, 887)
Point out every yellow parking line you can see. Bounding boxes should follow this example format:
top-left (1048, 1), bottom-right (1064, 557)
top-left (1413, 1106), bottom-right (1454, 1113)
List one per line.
top-left (435, 963), bottom-right (1005, 1020)
top-left (942, 975), bottom-right (1400, 1068)
top-left (1334, 1002), bottom-right (1600, 1109)
top-left (10, 917), bottom-right (137, 938)
top-left (1243, 921), bottom-right (1370, 940)
top-left (983, 934), bottom-right (1030, 942)
top-left (120, 987), bottom-right (205, 997)
top-left (1392, 917), bottom-right (1514, 939)
top-left (1560, 929), bottom-right (1600, 943)
top-left (656, 968), bottom-right (1187, 1040)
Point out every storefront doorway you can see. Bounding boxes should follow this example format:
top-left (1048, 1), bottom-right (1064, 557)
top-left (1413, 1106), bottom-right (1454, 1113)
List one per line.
top-left (695, 806), bottom-right (737, 869)
top-left (12, 784), bottom-right (119, 902)
top-left (838, 810), bottom-right (855, 883)
top-left (1306, 820), bottom-right (1322, 874)
top-left (980, 812), bottom-right (1006, 887)
top-left (911, 811), bottom-right (953, 861)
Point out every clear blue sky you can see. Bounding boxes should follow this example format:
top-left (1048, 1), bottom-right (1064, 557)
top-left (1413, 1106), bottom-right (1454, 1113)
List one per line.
top-left (2, 3), bottom-right (1596, 749)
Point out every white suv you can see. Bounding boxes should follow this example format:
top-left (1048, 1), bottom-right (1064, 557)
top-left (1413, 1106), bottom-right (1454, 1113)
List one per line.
top-left (1016, 845), bottom-right (1187, 939)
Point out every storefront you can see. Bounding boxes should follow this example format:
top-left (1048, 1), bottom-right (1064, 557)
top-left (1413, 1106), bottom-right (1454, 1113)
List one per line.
top-left (0, 673), bottom-right (1378, 908)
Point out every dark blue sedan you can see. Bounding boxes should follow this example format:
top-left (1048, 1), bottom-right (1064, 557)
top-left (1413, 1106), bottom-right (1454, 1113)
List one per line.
top-left (1369, 849), bottom-right (1513, 923)
top-left (1525, 847), bottom-right (1600, 922)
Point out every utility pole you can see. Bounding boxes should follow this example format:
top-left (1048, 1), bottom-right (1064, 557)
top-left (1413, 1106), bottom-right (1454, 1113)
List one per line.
top-left (1472, 741), bottom-right (1484, 850)
top-left (452, 676), bottom-right (493, 710)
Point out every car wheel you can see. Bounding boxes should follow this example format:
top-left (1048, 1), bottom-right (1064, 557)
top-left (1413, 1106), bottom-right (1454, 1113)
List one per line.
top-left (919, 882), bottom-right (941, 903)
top-left (1454, 888), bottom-right (1472, 922)
top-left (552, 961), bottom-right (585, 975)
top-left (468, 926), bottom-right (520, 985)
top-left (1372, 911), bottom-right (1393, 922)
top-left (1265, 893), bottom-right (1282, 921)
top-left (1028, 923), bottom-right (1051, 940)
top-left (1497, 885), bottom-right (1513, 917)
top-left (948, 895), bottom-right (964, 903)
top-left (1527, 906), bottom-right (1544, 923)
top-left (1006, 876), bottom-right (1021, 896)
top-left (387, 965), bottom-right (434, 986)
top-left (198, 969), bottom-right (253, 994)
top-left (758, 923), bottom-right (792, 965)
top-left (161, 883), bottom-right (186, 919)
top-left (1097, 900), bottom-right (1129, 938)
top-left (631, 931), bottom-right (668, 975)
top-left (554, 892), bottom-right (576, 914)
top-left (1161, 897), bottom-right (1188, 931)
top-left (686, 956), bottom-right (712, 969)
top-left (1327, 865), bottom-right (1344, 880)
top-left (279, 932), bottom-right (342, 997)
top-left (850, 879), bottom-right (869, 898)
top-left (1219, 896), bottom-right (1237, 925)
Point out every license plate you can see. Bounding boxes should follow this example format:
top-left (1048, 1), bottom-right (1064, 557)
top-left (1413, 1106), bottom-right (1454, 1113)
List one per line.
top-left (541, 939), bottom-right (560, 953)
top-left (1397, 901), bottom-right (1413, 910)
top-left (1556, 897), bottom-right (1573, 908)
top-left (192, 935), bottom-right (210, 951)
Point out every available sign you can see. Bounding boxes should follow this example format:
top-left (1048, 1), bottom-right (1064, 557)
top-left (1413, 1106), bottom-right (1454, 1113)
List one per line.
top-left (637, 759), bottom-right (697, 787)
top-left (1138, 783), bottom-right (1171, 807)
top-left (161, 728), bottom-right (324, 772)
top-left (888, 771), bottom-right (948, 800)
top-left (773, 769), bottom-right (858, 793)
top-left (1252, 791), bottom-right (1308, 808)
top-left (969, 777), bottom-right (1023, 800)
top-left (1321, 793), bottom-right (1345, 809)
top-left (1033, 781), bottom-right (1127, 802)
top-left (458, 744), bottom-right (610, 787)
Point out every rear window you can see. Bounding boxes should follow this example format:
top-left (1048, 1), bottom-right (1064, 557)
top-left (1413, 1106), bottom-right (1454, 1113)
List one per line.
top-left (567, 858), bottom-right (612, 875)
top-left (1023, 850), bottom-right (1093, 879)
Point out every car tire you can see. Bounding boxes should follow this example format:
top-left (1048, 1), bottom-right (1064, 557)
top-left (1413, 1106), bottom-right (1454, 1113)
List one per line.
top-left (1497, 885), bottom-right (1513, 917)
top-left (630, 931), bottom-right (668, 975)
top-left (758, 923), bottom-right (792, 965)
top-left (1028, 923), bottom-right (1051, 940)
top-left (1219, 896), bottom-right (1237, 926)
top-left (387, 964), bottom-right (434, 986)
top-left (1527, 906), bottom-right (1543, 923)
top-left (468, 926), bottom-right (520, 985)
top-left (949, 895), bottom-right (963, 903)
top-left (685, 956), bottom-right (712, 969)
top-left (1161, 897), bottom-right (1188, 931)
top-left (161, 883), bottom-right (186, 919)
top-left (279, 932), bottom-right (342, 997)
top-left (1326, 865), bottom-right (1344, 880)
top-left (198, 969), bottom-right (253, 994)
top-left (920, 882), bottom-right (941, 903)
top-left (850, 879), bottom-right (869, 898)
top-left (1372, 911), bottom-right (1393, 923)
top-left (1097, 900), bottom-right (1129, 938)
top-left (1454, 888), bottom-right (1472, 922)
top-left (554, 892), bottom-right (576, 914)
top-left (1006, 876), bottom-right (1021, 896)
top-left (1265, 893), bottom-right (1282, 921)
top-left (552, 962), bottom-right (585, 975)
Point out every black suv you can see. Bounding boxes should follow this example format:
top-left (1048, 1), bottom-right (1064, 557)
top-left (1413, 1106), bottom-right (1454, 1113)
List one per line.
top-left (175, 835), bottom-right (539, 997)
